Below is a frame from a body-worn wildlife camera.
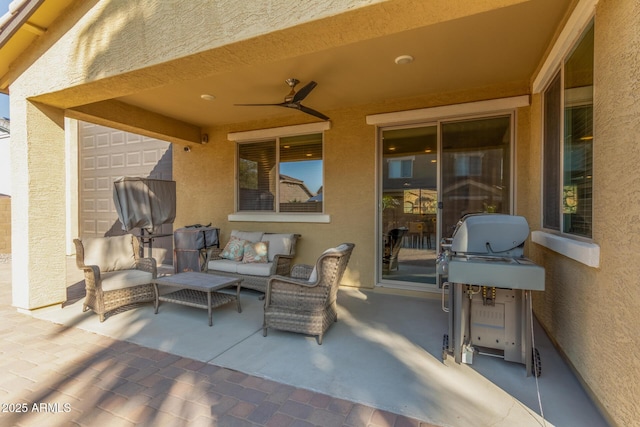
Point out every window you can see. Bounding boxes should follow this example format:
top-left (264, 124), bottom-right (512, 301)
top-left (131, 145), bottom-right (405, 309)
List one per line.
top-left (543, 21), bottom-right (593, 238)
top-left (388, 157), bottom-right (414, 178)
top-left (454, 153), bottom-right (483, 177)
top-left (238, 133), bottom-right (323, 213)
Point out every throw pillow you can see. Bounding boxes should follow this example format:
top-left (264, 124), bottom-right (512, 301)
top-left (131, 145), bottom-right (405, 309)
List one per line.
top-left (220, 236), bottom-right (247, 261)
top-left (242, 241), bottom-right (269, 263)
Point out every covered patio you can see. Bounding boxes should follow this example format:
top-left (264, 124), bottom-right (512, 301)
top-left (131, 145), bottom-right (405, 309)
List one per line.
top-left (4, 257), bottom-right (604, 427)
top-left (3, 1), bottom-right (639, 426)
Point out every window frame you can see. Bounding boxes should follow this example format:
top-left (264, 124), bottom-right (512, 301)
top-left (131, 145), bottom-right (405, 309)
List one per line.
top-left (227, 122), bottom-right (331, 223)
top-left (532, 1), bottom-right (599, 268)
top-left (541, 19), bottom-right (594, 241)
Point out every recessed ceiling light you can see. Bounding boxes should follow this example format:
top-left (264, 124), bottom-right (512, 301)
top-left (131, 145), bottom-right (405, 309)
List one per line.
top-left (200, 94), bottom-right (216, 101)
top-left (395, 55), bottom-right (414, 65)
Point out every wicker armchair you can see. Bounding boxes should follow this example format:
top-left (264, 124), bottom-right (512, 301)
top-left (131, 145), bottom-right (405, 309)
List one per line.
top-left (73, 234), bottom-right (157, 322)
top-left (263, 243), bottom-right (355, 344)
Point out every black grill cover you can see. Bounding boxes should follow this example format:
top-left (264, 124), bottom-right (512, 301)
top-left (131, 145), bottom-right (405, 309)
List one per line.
top-left (113, 177), bottom-right (176, 232)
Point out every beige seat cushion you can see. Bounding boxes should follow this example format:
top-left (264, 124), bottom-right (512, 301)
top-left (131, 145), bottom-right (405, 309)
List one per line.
top-left (261, 233), bottom-right (295, 261)
top-left (208, 259), bottom-right (240, 273)
top-left (208, 259), bottom-right (274, 276)
top-left (82, 235), bottom-right (137, 272)
top-left (236, 261), bottom-right (273, 276)
top-left (101, 270), bottom-right (153, 292)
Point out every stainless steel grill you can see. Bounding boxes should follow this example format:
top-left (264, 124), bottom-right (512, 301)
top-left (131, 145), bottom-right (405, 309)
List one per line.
top-left (437, 213), bottom-right (545, 376)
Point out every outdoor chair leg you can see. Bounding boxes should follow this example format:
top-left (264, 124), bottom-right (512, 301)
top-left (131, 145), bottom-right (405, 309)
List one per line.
top-left (317, 334), bottom-right (323, 345)
top-left (263, 327), bottom-right (267, 337)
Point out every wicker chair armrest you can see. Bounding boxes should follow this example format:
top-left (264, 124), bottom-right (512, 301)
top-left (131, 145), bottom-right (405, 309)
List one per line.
top-left (205, 247), bottom-right (223, 263)
top-left (269, 274), bottom-right (317, 288)
top-left (264, 275), bottom-right (316, 307)
top-left (135, 257), bottom-right (157, 278)
top-left (290, 264), bottom-right (314, 280)
top-left (265, 274), bottom-right (320, 308)
top-left (272, 254), bottom-right (294, 275)
top-left (79, 265), bottom-right (101, 290)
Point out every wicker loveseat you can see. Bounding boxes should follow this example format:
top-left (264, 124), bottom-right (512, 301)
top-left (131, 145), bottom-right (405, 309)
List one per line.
top-left (205, 230), bottom-right (300, 295)
top-left (73, 234), bottom-right (157, 322)
top-left (263, 242), bottom-right (355, 344)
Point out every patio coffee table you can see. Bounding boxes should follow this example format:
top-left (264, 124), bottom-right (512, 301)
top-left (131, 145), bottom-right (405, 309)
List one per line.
top-left (153, 272), bottom-right (242, 326)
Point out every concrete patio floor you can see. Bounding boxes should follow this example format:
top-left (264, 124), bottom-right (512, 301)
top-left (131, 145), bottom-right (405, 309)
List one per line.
top-left (3, 257), bottom-right (609, 426)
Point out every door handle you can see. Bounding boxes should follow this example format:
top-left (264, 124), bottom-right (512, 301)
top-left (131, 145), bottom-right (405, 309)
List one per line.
top-left (442, 282), bottom-right (450, 313)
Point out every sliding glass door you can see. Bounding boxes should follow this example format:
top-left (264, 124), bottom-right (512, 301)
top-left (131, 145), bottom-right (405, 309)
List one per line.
top-left (378, 115), bottom-right (512, 292)
top-left (380, 125), bottom-right (438, 288)
top-left (440, 116), bottom-right (512, 238)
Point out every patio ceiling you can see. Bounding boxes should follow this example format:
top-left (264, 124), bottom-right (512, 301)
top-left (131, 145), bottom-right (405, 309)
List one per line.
top-left (115, 0), bottom-right (573, 128)
top-left (1, 0), bottom-right (575, 129)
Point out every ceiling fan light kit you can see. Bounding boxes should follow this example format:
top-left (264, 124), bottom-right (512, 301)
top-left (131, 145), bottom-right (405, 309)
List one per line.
top-left (235, 78), bottom-right (330, 121)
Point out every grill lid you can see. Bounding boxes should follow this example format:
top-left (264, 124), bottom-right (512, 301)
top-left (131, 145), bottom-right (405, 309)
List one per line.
top-left (450, 214), bottom-right (530, 254)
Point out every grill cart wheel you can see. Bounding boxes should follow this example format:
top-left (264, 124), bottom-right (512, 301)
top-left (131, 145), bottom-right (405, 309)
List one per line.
top-left (532, 347), bottom-right (542, 377)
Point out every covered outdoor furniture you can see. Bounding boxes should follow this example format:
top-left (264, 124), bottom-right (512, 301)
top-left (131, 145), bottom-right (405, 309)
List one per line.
top-left (112, 177), bottom-right (176, 260)
top-left (383, 228), bottom-right (407, 272)
top-left (206, 230), bottom-right (300, 295)
top-left (73, 234), bottom-right (157, 322)
top-left (263, 243), bottom-right (355, 344)
top-left (113, 177), bottom-right (176, 232)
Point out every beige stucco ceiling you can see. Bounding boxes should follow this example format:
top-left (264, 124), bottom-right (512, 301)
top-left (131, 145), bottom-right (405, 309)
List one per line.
top-left (113, 0), bottom-right (573, 128)
top-left (2, 0), bottom-right (574, 129)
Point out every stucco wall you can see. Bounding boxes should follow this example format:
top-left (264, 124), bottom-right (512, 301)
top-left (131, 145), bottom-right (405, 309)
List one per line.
top-left (0, 196), bottom-right (10, 253)
top-left (6, 0), bottom-right (639, 424)
top-left (524, 1), bottom-right (640, 425)
top-left (10, 0), bottom-right (447, 309)
top-left (173, 82), bottom-right (526, 290)
top-left (172, 114), bottom-right (377, 289)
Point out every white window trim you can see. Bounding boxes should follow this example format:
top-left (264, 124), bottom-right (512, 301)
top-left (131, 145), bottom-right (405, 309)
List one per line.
top-left (228, 212), bottom-right (330, 223)
top-left (366, 95), bottom-right (529, 126)
top-left (228, 122), bottom-right (331, 223)
top-left (532, 0), bottom-right (600, 268)
top-left (228, 121), bottom-right (330, 141)
top-left (532, 231), bottom-right (599, 268)
top-left (532, 0), bottom-right (598, 93)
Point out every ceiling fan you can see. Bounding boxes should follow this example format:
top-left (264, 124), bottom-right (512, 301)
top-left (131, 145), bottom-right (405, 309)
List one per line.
top-left (236, 78), bottom-right (330, 121)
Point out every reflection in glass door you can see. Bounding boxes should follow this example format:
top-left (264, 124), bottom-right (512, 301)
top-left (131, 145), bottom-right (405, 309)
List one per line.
top-left (381, 125), bottom-right (438, 288)
top-left (440, 116), bottom-right (512, 240)
top-left (379, 115), bottom-right (513, 291)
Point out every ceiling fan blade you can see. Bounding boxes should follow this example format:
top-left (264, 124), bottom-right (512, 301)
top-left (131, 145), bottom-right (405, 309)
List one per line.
top-left (298, 104), bottom-right (330, 121)
top-left (292, 81), bottom-right (317, 103)
top-left (235, 103), bottom-right (285, 106)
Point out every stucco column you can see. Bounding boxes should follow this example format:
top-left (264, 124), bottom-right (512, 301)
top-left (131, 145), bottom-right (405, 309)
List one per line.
top-left (11, 98), bottom-right (67, 311)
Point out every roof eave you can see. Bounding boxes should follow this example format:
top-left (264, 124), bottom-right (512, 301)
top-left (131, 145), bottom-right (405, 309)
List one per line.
top-left (0, 0), bottom-right (45, 50)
